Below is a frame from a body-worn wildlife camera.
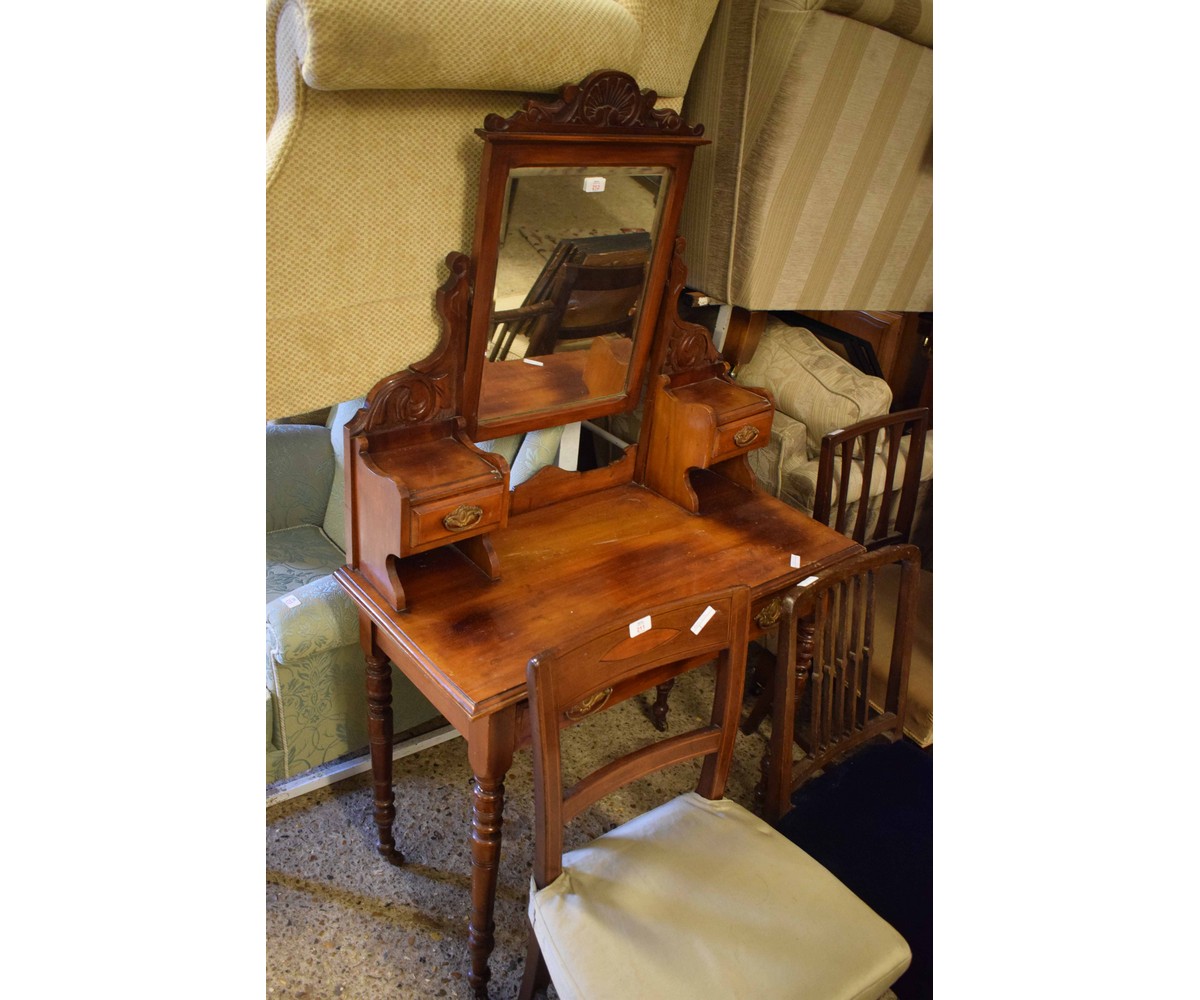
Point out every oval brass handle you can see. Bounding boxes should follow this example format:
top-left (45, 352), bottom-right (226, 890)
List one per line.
top-left (442, 504), bottom-right (483, 531)
top-left (755, 598), bottom-right (782, 630)
top-left (734, 424), bottom-right (760, 447)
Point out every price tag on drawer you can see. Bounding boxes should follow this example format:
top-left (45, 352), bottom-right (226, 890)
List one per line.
top-left (628, 615), bottom-right (652, 638)
top-left (790, 554), bottom-right (802, 569)
top-left (690, 606), bottom-right (717, 635)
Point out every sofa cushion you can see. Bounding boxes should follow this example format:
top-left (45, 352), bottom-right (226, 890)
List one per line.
top-left (294, 0), bottom-right (642, 93)
top-left (267, 524), bottom-right (347, 603)
top-left (735, 321), bottom-right (892, 457)
top-left (781, 430), bottom-right (933, 512)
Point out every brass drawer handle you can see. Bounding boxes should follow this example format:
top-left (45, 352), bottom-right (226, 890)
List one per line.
top-left (442, 504), bottom-right (484, 531)
top-left (565, 687), bottom-right (612, 721)
top-left (755, 597), bottom-right (782, 629)
top-left (734, 425), bottom-right (760, 447)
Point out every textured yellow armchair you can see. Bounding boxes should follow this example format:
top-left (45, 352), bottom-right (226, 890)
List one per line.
top-left (266, 0), bottom-right (721, 421)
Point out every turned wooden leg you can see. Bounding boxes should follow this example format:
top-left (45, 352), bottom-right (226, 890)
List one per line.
top-left (651, 678), bottom-right (675, 732)
top-left (365, 643), bottom-right (402, 864)
top-left (466, 712), bottom-right (516, 999)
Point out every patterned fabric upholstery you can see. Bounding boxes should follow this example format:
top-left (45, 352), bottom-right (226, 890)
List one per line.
top-left (266, 0), bottom-right (720, 419)
top-left (678, 0), bottom-right (932, 312)
top-left (265, 409), bottom-right (442, 782)
top-left (736, 320), bottom-right (892, 457)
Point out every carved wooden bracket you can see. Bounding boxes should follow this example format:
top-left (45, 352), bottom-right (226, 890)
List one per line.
top-left (347, 252), bottom-right (471, 437)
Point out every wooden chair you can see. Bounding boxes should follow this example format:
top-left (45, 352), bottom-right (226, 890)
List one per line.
top-left (760, 545), bottom-right (921, 824)
top-left (813, 407), bottom-right (930, 551)
top-left (519, 585), bottom-right (911, 1000)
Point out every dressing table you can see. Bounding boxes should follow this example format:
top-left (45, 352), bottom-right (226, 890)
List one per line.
top-left (333, 72), bottom-right (862, 997)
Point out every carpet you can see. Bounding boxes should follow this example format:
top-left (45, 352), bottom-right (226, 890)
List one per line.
top-left (775, 739), bottom-right (933, 1000)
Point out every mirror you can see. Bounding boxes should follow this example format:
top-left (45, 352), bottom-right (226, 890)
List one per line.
top-left (460, 71), bottom-right (706, 441)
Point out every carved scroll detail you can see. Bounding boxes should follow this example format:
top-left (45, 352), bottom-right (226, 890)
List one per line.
top-left (349, 252), bottom-right (470, 436)
top-left (484, 70), bottom-right (704, 136)
top-left (662, 238), bottom-right (722, 376)
top-left (564, 687), bottom-right (613, 722)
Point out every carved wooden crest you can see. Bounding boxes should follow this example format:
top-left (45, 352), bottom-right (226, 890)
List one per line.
top-left (483, 70), bottom-right (704, 136)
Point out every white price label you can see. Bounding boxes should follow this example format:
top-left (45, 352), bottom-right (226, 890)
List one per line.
top-left (522, 357), bottom-right (544, 366)
top-left (628, 615), bottom-right (652, 638)
top-left (583, 176), bottom-right (607, 193)
top-left (790, 554), bottom-right (802, 569)
top-left (282, 595), bottom-right (301, 608)
top-left (798, 575), bottom-right (819, 587)
top-left (690, 606), bottom-right (717, 635)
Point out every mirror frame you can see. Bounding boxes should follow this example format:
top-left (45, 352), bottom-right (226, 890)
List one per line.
top-left (462, 70), bottom-right (707, 441)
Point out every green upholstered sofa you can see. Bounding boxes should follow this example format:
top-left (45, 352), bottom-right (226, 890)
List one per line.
top-left (266, 400), bottom-right (444, 784)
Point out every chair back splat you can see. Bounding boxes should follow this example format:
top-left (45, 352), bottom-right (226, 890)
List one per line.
top-left (519, 584), bottom-right (911, 1000)
top-left (765, 544), bottom-right (921, 822)
top-left (526, 586), bottom-right (750, 889)
top-left (814, 407), bottom-right (930, 550)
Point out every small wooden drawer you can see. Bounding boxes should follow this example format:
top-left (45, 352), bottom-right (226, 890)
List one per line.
top-left (710, 407), bottom-right (773, 464)
top-left (409, 485), bottom-right (507, 552)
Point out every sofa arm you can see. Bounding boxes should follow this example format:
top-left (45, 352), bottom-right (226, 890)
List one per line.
top-left (267, 423), bottom-right (335, 532)
top-left (747, 410), bottom-right (808, 497)
top-left (266, 575), bottom-right (359, 666)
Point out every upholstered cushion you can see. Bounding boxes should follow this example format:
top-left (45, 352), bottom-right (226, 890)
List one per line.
top-left (868, 562), bottom-right (933, 746)
top-left (530, 791), bottom-right (910, 999)
top-left (321, 397), bottom-right (366, 552)
top-left (780, 429), bottom-right (932, 512)
top-left (509, 425), bottom-right (566, 487)
top-left (735, 322), bottom-right (892, 457)
top-left (477, 433), bottom-right (523, 467)
top-left (292, 0), bottom-right (642, 93)
top-left (266, 524), bottom-right (347, 603)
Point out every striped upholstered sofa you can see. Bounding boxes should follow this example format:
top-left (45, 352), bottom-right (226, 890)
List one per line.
top-left (678, 0), bottom-right (932, 314)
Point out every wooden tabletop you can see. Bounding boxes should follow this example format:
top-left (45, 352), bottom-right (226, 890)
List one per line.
top-left (336, 471), bottom-right (858, 722)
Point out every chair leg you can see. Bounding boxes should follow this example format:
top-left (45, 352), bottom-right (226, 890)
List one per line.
top-left (651, 678), bottom-right (675, 732)
top-left (518, 919), bottom-right (550, 1000)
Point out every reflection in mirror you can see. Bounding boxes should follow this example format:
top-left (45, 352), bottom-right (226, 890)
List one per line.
top-left (484, 167), bottom-right (668, 405)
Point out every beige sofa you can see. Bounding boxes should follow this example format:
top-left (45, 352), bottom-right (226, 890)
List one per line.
top-left (266, 0), bottom-right (722, 421)
top-left (678, 0), bottom-right (932, 313)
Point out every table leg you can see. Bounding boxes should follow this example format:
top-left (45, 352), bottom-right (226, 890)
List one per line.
top-left (466, 710), bottom-right (516, 999)
top-left (363, 623), bottom-right (402, 864)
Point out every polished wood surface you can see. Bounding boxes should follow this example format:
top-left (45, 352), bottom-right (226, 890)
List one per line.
top-left (337, 470), bottom-right (857, 725)
top-left (336, 471), bottom-right (858, 996)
